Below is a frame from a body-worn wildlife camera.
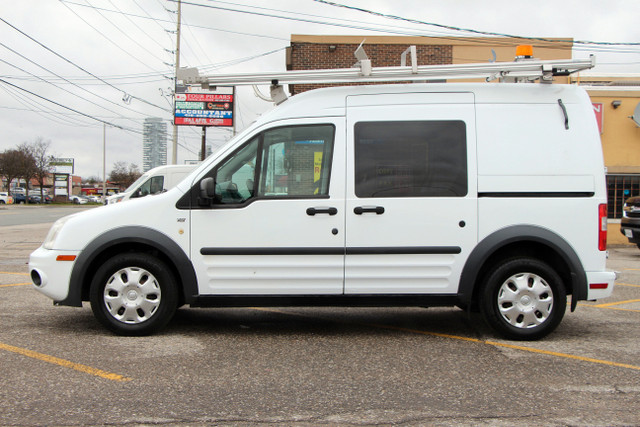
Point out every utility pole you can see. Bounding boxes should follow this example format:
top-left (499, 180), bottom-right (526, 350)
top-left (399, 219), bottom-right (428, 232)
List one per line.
top-left (200, 126), bottom-right (206, 161)
top-left (171, 0), bottom-right (182, 165)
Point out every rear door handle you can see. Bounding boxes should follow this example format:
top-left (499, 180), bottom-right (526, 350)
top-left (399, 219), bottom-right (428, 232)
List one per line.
top-left (306, 207), bottom-right (338, 216)
top-left (354, 206), bottom-right (385, 215)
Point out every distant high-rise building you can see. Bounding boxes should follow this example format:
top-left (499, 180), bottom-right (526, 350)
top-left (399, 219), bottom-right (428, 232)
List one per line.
top-left (142, 117), bottom-right (167, 172)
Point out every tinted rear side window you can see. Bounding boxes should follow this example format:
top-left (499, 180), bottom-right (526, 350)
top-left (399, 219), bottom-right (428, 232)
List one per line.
top-left (354, 121), bottom-right (467, 198)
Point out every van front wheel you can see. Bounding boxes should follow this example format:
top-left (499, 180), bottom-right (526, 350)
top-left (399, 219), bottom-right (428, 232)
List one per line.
top-left (90, 253), bottom-right (178, 336)
top-left (479, 258), bottom-right (566, 340)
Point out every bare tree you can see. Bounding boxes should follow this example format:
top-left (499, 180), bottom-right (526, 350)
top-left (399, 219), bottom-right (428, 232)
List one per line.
top-left (25, 138), bottom-right (53, 201)
top-left (84, 175), bottom-right (101, 185)
top-left (109, 162), bottom-right (141, 189)
top-left (16, 143), bottom-right (38, 203)
top-left (0, 149), bottom-right (24, 194)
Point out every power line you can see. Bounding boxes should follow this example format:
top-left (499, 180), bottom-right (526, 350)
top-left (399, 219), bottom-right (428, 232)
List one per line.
top-left (0, 84), bottom-right (97, 128)
top-left (168, 0), bottom-right (639, 57)
top-left (107, 0), bottom-right (167, 51)
top-left (60, 0), bottom-right (289, 42)
top-left (0, 16), bottom-right (170, 113)
top-left (0, 43), bottom-right (155, 123)
top-left (313, 0), bottom-right (640, 47)
top-left (81, 0), bottom-right (169, 64)
top-left (59, 1), bottom-right (168, 73)
top-left (198, 47), bottom-right (288, 72)
top-left (0, 78), bottom-right (143, 135)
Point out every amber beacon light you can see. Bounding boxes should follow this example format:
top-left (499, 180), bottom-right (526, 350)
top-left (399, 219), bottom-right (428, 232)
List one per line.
top-left (516, 44), bottom-right (534, 58)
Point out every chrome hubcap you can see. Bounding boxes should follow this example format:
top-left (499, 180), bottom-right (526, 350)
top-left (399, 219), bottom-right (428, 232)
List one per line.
top-left (103, 267), bottom-right (161, 324)
top-left (497, 272), bottom-right (553, 329)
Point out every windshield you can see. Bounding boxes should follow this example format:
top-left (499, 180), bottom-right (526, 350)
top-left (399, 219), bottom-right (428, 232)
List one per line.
top-left (123, 172), bottom-right (152, 193)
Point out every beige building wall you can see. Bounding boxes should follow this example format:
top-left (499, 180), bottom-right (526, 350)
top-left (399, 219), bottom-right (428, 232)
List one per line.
top-left (451, 37), bottom-right (572, 64)
top-left (580, 89), bottom-right (640, 173)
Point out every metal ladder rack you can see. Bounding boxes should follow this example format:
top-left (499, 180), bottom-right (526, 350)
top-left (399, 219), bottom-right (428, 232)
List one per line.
top-left (177, 45), bottom-right (595, 103)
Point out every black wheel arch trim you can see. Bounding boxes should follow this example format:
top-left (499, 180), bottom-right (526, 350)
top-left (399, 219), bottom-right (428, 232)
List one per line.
top-left (458, 225), bottom-right (587, 310)
top-left (60, 226), bottom-right (197, 307)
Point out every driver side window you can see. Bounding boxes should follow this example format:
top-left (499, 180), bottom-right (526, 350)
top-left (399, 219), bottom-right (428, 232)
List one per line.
top-left (212, 124), bottom-right (335, 205)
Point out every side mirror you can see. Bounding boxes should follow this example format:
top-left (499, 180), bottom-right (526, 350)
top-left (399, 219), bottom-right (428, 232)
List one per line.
top-left (200, 177), bottom-right (215, 199)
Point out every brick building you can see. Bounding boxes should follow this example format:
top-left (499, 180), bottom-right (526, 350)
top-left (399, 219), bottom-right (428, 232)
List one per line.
top-left (286, 35), bottom-right (572, 94)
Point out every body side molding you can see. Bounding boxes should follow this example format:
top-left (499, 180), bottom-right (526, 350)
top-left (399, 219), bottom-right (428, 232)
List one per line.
top-left (200, 246), bottom-right (461, 256)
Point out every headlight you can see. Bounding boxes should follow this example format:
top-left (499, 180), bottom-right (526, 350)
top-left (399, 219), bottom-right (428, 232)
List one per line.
top-left (42, 216), bottom-right (71, 250)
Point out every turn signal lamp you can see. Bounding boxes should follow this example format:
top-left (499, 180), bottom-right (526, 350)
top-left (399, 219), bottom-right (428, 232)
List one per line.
top-left (516, 45), bottom-right (534, 58)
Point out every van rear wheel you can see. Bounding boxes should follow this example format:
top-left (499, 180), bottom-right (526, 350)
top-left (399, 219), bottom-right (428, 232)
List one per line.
top-left (479, 257), bottom-right (566, 340)
top-left (90, 253), bottom-right (178, 336)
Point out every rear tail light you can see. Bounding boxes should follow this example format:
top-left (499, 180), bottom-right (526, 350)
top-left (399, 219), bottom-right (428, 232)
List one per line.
top-left (598, 204), bottom-right (607, 251)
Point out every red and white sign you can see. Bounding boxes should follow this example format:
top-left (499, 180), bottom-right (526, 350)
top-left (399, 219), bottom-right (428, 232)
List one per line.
top-left (174, 85), bottom-right (234, 127)
top-left (175, 93), bottom-right (233, 102)
top-left (174, 117), bottom-right (233, 126)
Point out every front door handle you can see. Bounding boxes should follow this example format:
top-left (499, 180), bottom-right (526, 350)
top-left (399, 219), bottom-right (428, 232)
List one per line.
top-left (306, 207), bottom-right (338, 216)
top-left (354, 206), bottom-right (385, 215)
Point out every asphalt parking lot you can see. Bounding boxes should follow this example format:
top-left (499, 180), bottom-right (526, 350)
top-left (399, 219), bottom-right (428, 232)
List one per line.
top-left (1, 205), bottom-right (639, 426)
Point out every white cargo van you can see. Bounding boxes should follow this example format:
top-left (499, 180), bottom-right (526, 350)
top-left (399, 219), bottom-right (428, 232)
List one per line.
top-left (106, 164), bottom-right (196, 204)
top-left (29, 56), bottom-right (615, 340)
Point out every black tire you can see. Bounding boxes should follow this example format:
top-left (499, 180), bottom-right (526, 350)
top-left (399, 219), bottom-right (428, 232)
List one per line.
top-left (90, 253), bottom-right (179, 336)
top-left (479, 257), bottom-right (566, 341)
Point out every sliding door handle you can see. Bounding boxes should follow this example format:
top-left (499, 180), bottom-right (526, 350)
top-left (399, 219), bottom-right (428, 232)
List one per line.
top-left (306, 207), bottom-right (338, 216)
top-left (354, 206), bottom-right (385, 215)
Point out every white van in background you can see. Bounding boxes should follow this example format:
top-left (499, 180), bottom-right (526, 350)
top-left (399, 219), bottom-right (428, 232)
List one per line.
top-left (106, 165), bottom-right (196, 205)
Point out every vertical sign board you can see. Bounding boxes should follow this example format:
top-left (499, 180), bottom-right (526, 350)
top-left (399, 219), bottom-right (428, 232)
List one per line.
top-left (50, 158), bottom-right (74, 197)
top-left (54, 174), bottom-right (69, 196)
top-left (592, 103), bottom-right (604, 134)
top-left (174, 85), bottom-right (234, 127)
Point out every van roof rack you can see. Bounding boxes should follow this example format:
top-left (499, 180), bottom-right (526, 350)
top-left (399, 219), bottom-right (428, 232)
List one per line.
top-left (177, 45), bottom-right (595, 103)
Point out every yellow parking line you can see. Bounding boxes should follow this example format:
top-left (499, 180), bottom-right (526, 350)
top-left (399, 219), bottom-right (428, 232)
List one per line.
top-left (0, 342), bottom-right (132, 382)
top-left (0, 283), bottom-right (31, 288)
top-left (578, 302), bottom-right (640, 313)
top-left (615, 282), bottom-right (640, 288)
top-left (251, 308), bottom-right (640, 372)
top-left (368, 323), bottom-right (640, 372)
top-left (596, 306), bottom-right (640, 313)
top-left (593, 299), bottom-right (640, 308)
top-left (0, 272), bottom-right (29, 276)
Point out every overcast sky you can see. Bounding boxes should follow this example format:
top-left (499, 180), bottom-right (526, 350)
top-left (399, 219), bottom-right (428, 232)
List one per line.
top-left (1, 0), bottom-right (639, 179)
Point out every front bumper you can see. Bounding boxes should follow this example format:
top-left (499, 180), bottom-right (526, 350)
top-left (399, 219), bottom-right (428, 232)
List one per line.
top-left (29, 246), bottom-right (79, 302)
